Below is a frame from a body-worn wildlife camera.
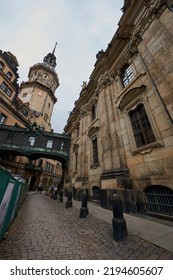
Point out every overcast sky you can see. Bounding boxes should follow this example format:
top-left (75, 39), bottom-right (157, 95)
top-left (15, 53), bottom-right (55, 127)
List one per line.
top-left (0, 0), bottom-right (124, 133)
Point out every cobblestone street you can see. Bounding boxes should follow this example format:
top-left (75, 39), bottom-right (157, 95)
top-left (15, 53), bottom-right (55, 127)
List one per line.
top-left (0, 192), bottom-right (173, 260)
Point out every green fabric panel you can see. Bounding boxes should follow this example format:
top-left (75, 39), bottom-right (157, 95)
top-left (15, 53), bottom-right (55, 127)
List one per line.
top-left (0, 168), bottom-right (28, 240)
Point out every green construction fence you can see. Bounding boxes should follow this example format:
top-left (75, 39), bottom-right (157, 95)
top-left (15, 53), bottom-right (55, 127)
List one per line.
top-left (0, 167), bottom-right (28, 240)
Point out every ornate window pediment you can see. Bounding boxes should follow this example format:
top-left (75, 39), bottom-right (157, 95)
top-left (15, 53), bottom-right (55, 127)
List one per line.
top-left (73, 143), bottom-right (79, 152)
top-left (119, 84), bottom-right (162, 154)
top-left (118, 85), bottom-right (146, 111)
top-left (87, 126), bottom-right (99, 139)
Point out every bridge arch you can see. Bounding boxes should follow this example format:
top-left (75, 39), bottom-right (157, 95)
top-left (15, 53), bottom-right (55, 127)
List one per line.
top-left (0, 124), bottom-right (70, 163)
top-left (0, 124), bottom-right (71, 191)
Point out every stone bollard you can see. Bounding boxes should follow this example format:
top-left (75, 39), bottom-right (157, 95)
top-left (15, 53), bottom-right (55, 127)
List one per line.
top-left (66, 190), bottom-right (73, 208)
top-left (79, 191), bottom-right (89, 218)
top-left (112, 194), bottom-right (128, 241)
top-left (59, 189), bottom-right (63, 202)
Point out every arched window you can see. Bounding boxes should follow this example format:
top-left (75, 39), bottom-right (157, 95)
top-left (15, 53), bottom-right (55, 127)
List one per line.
top-left (47, 140), bottom-right (53, 148)
top-left (92, 186), bottom-right (101, 202)
top-left (61, 142), bottom-right (64, 150)
top-left (28, 136), bottom-right (35, 146)
top-left (121, 64), bottom-right (134, 87)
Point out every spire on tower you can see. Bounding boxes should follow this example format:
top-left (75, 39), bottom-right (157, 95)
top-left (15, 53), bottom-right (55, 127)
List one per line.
top-left (43, 44), bottom-right (57, 68)
top-left (52, 42), bottom-right (57, 55)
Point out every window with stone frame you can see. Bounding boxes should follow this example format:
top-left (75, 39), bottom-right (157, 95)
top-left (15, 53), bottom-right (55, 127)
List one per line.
top-left (129, 104), bottom-right (156, 148)
top-left (75, 151), bottom-right (78, 170)
top-left (118, 85), bottom-right (162, 154)
top-left (76, 126), bottom-right (80, 138)
top-left (47, 140), bottom-right (53, 148)
top-left (121, 64), bottom-right (134, 87)
top-left (6, 71), bottom-right (12, 80)
top-left (92, 137), bottom-right (99, 165)
top-left (0, 82), bottom-right (12, 97)
top-left (28, 136), bottom-right (35, 146)
top-left (88, 126), bottom-right (99, 168)
top-left (0, 113), bottom-right (7, 124)
top-left (91, 104), bottom-right (96, 122)
top-left (73, 144), bottom-right (79, 172)
top-left (0, 61), bottom-right (5, 70)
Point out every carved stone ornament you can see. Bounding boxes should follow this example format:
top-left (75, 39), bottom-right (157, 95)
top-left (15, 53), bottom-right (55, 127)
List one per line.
top-left (131, 0), bottom-right (167, 47)
top-left (79, 105), bottom-right (88, 119)
top-left (23, 122), bottom-right (44, 135)
top-left (96, 72), bottom-right (114, 94)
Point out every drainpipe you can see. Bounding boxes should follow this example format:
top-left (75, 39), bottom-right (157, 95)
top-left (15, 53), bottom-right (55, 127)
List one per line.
top-left (115, 33), bottom-right (173, 126)
top-left (136, 48), bottom-right (173, 126)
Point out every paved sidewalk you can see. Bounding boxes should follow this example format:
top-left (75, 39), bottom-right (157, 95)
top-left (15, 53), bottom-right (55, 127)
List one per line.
top-left (0, 192), bottom-right (173, 260)
top-left (73, 200), bottom-right (173, 253)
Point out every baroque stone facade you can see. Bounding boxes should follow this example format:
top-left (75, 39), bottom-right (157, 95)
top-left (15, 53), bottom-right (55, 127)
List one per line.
top-left (64, 0), bottom-right (173, 218)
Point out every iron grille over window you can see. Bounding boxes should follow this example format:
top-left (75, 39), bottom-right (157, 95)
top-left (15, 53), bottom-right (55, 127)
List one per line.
top-left (129, 104), bottom-right (156, 148)
top-left (121, 64), bottom-right (134, 87)
top-left (93, 138), bottom-right (98, 164)
top-left (145, 186), bottom-right (173, 217)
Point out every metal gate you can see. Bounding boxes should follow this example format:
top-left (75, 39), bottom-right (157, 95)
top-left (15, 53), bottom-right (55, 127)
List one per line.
top-left (144, 185), bottom-right (173, 217)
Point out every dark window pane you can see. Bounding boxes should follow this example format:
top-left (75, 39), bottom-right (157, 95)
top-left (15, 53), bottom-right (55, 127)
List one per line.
top-left (91, 105), bottom-right (96, 121)
top-left (93, 138), bottom-right (98, 164)
top-left (121, 64), bottom-right (134, 87)
top-left (0, 113), bottom-right (7, 124)
top-left (129, 104), bottom-right (156, 148)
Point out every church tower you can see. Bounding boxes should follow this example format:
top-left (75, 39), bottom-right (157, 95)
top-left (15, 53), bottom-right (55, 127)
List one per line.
top-left (18, 44), bottom-right (59, 131)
